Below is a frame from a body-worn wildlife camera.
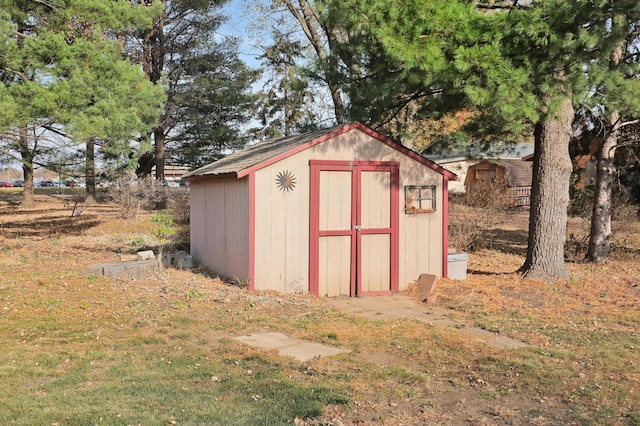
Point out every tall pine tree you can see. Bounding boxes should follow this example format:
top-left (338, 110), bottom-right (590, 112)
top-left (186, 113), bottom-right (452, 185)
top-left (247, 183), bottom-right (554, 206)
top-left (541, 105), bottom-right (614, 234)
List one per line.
top-left (250, 0), bottom-right (435, 143)
top-left (129, 0), bottom-right (257, 176)
top-left (336, 0), bottom-right (640, 280)
top-left (0, 0), bottom-right (163, 207)
top-left (582, 4), bottom-right (640, 263)
top-left (255, 30), bottom-right (320, 139)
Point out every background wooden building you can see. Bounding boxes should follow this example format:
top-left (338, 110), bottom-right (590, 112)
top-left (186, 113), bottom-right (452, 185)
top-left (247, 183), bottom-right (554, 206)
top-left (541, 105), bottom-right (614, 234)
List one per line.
top-left (423, 141), bottom-right (534, 195)
top-left (465, 160), bottom-right (533, 207)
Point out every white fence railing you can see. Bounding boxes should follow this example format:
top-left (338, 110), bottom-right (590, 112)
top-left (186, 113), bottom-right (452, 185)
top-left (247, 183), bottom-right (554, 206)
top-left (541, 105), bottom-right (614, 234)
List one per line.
top-left (510, 187), bottom-right (531, 207)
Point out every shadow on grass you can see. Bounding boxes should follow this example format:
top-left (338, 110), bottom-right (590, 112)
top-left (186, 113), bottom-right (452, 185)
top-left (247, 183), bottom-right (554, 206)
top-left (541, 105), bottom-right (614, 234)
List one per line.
top-left (0, 215), bottom-right (103, 239)
top-left (0, 207), bottom-right (70, 216)
top-left (481, 228), bottom-right (529, 257)
top-left (467, 268), bottom-right (521, 276)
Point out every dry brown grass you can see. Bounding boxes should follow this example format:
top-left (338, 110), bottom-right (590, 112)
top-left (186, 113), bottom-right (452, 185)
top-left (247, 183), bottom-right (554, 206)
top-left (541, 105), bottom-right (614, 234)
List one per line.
top-left (0, 196), bottom-right (639, 425)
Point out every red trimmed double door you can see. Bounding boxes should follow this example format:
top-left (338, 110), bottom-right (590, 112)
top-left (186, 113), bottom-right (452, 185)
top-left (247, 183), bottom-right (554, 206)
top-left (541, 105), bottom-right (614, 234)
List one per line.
top-left (309, 160), bottom-right (399, 297)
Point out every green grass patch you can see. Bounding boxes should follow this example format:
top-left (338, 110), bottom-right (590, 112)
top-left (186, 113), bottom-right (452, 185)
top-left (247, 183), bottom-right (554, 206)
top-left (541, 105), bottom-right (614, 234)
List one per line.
top-left (0, 330), bottom-right (350, 425)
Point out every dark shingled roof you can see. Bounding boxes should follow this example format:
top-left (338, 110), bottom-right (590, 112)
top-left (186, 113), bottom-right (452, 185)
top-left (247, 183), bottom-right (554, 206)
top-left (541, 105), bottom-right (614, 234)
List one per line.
top-left (496, 159), bottom-right (533, 187)
top-left (183, 122), bottom-right (458, 181)
top-left (424, 141), bottom-right (534, 163)
top-left (183, 126), bottom-right (342, 179)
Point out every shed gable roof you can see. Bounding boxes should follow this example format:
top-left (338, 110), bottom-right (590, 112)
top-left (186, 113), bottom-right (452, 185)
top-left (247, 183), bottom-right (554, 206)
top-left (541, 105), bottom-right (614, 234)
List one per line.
top-left (184, 122), bottom-right (457, 180)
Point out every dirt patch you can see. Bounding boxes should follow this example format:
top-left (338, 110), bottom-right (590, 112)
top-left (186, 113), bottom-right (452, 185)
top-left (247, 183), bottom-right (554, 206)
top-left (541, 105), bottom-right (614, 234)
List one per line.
top-left (327, 294), bottom-right (455, 322)
top-left (327, 294), bottom-right (526, 349)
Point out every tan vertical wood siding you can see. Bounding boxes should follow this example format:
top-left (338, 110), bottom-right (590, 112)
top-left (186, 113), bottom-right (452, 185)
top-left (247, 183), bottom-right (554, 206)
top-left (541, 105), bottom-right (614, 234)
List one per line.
top-left (252, 129), bottom-right (444, 293)
top-left (317, 170), bottom-right (353, 296)
top-left (254, 157), bottom-right (310, 292)
top-left (318, 236), bottom-right (352, 296)
top-left (319, 171), bottom-right (352, 231)
top-left (189, 177), bottom-right (250, 282)
top-left (360, 171), bottom-right (391, 229)
top-left (360, 234), bottom-right (391, 292)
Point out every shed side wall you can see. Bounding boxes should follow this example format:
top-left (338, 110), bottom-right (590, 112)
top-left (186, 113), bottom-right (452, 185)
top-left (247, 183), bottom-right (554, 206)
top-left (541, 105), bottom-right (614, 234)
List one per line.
top-left (190, 177), bottom-right (250, 281)
top-left (253, 128), bottom-right (444, 293)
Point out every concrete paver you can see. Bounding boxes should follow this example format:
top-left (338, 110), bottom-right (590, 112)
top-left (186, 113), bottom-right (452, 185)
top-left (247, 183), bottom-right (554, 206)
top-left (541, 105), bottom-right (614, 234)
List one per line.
top-left (327, 294), bottom-right (527, 350)
top-left (233, 332), bottom-right (350, 362)
top-left (233, 294), bottom-right (526, 361)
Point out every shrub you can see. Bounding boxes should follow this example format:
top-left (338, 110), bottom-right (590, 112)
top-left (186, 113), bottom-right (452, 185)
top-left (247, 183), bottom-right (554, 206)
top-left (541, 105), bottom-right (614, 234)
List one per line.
top-left (108, 177), bottom-right (167, 219)
top-left (150, 210), bottom-right (176, 245)
top-left (167, 192), bottom-right (190, 225)
top-left (465, 178), bottom-right (511, 210)
top-left (449, 191), bottom-right (509, 252)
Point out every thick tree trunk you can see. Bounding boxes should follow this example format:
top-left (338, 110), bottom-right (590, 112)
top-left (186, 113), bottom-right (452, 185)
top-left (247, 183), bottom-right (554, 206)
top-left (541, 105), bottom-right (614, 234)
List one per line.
top-left (16, 26), bottom-right (35, 209)
top-left (154, 125), bottom-right (167, 210)
top-left (136, 1), bottom-right (164, 180)
top-left (520, 96), bottom-right (574, 281)
top-left (154, 126), bottom-right (165, 181)
top-left (136, 151), bottom-right (155, 177)
top-left (19, 126), bottom-right (35, 209)
top-left (585, 111), bottom-right (619, 263)
top-left (144, 1), bottom-right (166, 186)
top-left (584, 39), bottom-right (624, 264)
top-left (85, 138), bottom-right (97, 205)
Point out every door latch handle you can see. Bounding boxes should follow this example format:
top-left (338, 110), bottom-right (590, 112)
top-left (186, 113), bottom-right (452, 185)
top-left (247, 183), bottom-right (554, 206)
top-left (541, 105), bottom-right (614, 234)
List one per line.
top-left (353, 225), bottom-right (362, 231)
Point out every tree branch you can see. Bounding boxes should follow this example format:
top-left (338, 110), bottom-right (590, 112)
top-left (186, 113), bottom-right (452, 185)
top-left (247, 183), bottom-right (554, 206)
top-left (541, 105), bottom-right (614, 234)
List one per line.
top-left (2, 66), bottom-right (31, 82)
top-left (374, 89), bottom-right (438, 129)
top-left (617, 118), bottom-right (640, 128)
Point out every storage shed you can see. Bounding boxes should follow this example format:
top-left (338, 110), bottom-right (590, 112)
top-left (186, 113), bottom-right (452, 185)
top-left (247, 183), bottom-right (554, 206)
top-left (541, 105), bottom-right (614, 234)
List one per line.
top-left (183, 122), bottom-right (457, 297)
top-left (465, 160), bottom-right (533, 207)
top-left (423, 141), bottom-right (534, 194)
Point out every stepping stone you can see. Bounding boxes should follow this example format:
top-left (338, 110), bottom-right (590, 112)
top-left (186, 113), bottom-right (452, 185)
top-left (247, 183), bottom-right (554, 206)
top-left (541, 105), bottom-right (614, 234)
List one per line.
top-left (233, 332), bottom-right (350, 362)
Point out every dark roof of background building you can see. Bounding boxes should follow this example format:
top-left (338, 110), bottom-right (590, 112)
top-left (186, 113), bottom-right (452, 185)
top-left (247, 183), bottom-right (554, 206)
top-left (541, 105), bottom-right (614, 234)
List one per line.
top-left (423, 141), bottom-right (534, 163)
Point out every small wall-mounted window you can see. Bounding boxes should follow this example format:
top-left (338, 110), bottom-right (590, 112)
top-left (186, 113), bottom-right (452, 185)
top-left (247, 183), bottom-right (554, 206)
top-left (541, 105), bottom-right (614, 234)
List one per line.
top-left (405, 185), bottom-right (436, 213)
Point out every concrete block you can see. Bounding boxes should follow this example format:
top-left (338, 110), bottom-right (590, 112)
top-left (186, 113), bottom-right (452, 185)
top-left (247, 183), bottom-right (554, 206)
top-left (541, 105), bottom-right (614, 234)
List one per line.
top-left (137, 250), bottom-right (155, 261)
top-left (84, 259), bottom-right (163, 280)
top-left (161, 252), bottom-right (175, 268)
top-left (118, 254), bottom-right (138, 262)
top-left (176, 253), bottom-right (193, 269)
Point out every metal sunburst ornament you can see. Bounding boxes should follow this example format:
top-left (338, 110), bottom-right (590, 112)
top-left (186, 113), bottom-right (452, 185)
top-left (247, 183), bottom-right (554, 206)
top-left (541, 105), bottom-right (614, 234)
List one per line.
top-left (275, 170), bottom-right (296, 192)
